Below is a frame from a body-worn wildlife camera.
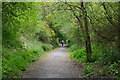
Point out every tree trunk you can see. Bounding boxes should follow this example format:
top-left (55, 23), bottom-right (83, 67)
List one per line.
top-left (81, 2), bottom-right (92, 61)
top-left (118, 2), bottom-right (120, 59)
top-left (84, 17), bottom-right (91, 54)
top-left (66, 2), bottom-right (92, 61)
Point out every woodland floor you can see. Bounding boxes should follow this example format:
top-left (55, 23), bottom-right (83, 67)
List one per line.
top-left (22, 47), bottom-right (83, 78)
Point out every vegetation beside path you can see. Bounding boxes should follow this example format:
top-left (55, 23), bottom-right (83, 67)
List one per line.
top-left (68, 45), bottom-right (120, 78)
top-left (2, 2), bottom-right (120, 79)
top-left (2, 3), bottom-right (56, 78)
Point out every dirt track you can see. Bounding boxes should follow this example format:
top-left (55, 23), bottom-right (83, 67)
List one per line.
top-left (22, 47), bottom-right (83, 78)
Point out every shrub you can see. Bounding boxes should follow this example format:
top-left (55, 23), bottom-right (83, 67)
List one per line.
top-left (68, 45), bottom-right (78, 52)
top-left (83, 65), bottom-right (94, 76)
top-left (90, 44), bottom-right (102, 62)
top-left (108, 62), bottom-right (119, 75)
top-left (42, 44), bottom-right (53, 51)
top-left (91, 44), bottom-right (119, 65)
top-left (71, 47), bottom-right (87, 62)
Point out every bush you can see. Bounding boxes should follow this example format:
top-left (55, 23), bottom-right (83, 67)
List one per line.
top-left (2, 48), bottom-right (33, 78)
top-left (68, 45), bottom-right (78, 52)
top-left (108, 62), bottom-right (119, 75)
top-left (83, 65), bottom-right (94, 76)
top-left (42, 44), bottom-right (53, 51)
top-left (70, 47), bottom-right (87, 62)
top-left (91, 44), bottom-right (119, 65)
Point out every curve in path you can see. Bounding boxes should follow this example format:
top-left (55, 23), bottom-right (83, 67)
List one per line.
top-left (22, 47), bottom-right (83, 78)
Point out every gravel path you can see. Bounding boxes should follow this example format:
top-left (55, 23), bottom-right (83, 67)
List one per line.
top-left (22, 47), bottom-right (83, 78)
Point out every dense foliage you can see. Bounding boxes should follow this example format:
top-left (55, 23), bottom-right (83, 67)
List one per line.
top-left (65, 2), bottom-right (120, 78)
top-left (2, 2), bottom-right (56, 78)
top-left (2, 2), bottom-right (120, 78)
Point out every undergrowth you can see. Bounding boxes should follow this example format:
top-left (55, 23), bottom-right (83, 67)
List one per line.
top-left (2, 39), bottom-right (53, 78)
top-left (68, 44), bottom-right (120, 78)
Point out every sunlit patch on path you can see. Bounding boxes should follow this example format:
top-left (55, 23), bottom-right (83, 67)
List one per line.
top-left (22, 47), bottom-right (83, 78)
